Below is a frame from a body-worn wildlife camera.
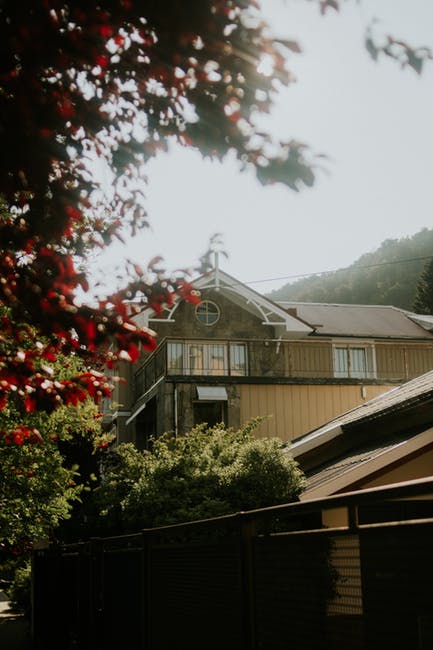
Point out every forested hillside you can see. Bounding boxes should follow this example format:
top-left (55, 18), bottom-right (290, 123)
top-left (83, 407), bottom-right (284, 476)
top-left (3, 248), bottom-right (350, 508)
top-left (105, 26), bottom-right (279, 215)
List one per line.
top-left (267, 229), bottom-right (433, 310)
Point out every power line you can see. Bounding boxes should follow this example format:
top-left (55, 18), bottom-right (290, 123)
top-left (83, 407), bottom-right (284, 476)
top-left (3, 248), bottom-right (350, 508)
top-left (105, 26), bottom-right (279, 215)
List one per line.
top-left (245, 254), bottom-right (433, 287)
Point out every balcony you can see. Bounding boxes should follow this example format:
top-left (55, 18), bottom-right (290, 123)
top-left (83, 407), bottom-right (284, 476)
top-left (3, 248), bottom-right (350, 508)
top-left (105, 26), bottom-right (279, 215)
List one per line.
top-left (133, 338), bottom-right (391, 400)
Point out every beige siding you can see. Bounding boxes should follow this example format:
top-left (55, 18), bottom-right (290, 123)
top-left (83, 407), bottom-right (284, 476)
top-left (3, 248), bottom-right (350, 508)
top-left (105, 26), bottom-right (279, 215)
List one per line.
top-left (406, 345), bottom-right (433, 378)
top-left (240, 384), bottom-right (393, 442)
top-left (375, 343), bottom-right (407, 381)
top-left (360, 447), bottom-right (433, 490)
top-left (375, 342), bottom-right (433, 381)
top-left (285, 342), bottom-right (333, 378)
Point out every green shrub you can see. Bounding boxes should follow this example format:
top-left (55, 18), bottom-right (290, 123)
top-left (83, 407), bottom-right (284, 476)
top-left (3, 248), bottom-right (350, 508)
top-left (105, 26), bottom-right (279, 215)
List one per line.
top-left (93, 420), bottom-right (306, 532)
top-left (8, 560), bottom-right (31, 617)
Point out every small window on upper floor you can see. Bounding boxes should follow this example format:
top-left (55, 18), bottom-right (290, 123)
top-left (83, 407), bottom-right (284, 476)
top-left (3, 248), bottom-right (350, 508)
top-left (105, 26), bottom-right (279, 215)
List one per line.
top-left (333, 344), bottom-right (376, 379)
top-left (195, 300), bottom-right (220, 326)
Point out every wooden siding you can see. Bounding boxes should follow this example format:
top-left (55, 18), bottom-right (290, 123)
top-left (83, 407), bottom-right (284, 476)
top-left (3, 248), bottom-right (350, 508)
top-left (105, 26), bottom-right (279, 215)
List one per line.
top-left (284, 341), bottom-right (333, 378)
top-left (375, 343), bottom-right (407, 381)
top-left (375, 341), bottom-right (433, 381)
top-left (360, 446), bottom-right (433, 490)
top-left (240, 384), bottom-right (393, 443)
top-left (406, 345), bottom-right (433, 377)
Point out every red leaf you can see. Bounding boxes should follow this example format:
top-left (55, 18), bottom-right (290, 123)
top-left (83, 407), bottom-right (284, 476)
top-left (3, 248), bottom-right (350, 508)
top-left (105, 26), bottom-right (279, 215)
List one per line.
top-left (95, 55), bottom-right (109, 68)
top-left (98, 25), bottom-right (113, 38)
top-left (25, 396), bottom-right (37, 413)
top-left (127, 342), bottom-right (140, 363)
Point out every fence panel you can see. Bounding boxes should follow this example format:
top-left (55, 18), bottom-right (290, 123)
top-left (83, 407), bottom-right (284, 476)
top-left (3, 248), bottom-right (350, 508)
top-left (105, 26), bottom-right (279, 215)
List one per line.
top-left (326, 533), bottom-right (364, 649)
top-left (254, 532), bottom-right (332, 650)
top-left (99, 543), bottom-right (144, 650)
top-left (360, 522), bottom-right (433, 650)
top-left (32, 478), bottom-right (433, 650)
top-left (148, 538), bottom-right (243, 650)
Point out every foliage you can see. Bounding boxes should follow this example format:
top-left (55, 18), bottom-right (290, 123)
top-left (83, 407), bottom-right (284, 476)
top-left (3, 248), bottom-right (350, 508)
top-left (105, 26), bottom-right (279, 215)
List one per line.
top-left (413, 258), bottom-right (433, 315)
top-left (0, 396), bottom-right (104, 544)
top-left (268, 228), bottom-right (433, 310)
top-left (6, 560), bottom-right (31, 616)
top-left (91, 421), bottom-right (305, 533)
top-left (0, 1), bottom-right (323, 415)
top-left (1, 1), bottom-right (431, 413)
top-left (0, 350), bottom-right (104, 564)
top-left (0, 377), bottom-right (105, 614)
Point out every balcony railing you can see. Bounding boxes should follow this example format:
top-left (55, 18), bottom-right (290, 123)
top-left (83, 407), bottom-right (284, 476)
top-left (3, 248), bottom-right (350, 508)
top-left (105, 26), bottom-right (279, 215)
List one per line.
top-left (132, 337), bottom-right (432, 401)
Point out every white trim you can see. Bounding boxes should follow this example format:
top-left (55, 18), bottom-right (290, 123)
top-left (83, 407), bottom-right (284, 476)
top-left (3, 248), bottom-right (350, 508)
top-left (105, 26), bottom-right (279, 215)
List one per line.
top-left (300, 426), bottom-right (433, 500)
top-left (332, 339), bottom-right (376, 379)
top-left (133, 268), bottom-right (313, 337)
top-left (194, 270), bottom-right (313, 336)
top-left (291, 425), bottom-right (344, 458)
top-left (125, 401), bottom-right (147, 426)
top-left (125, 376), bottom-right (165, 425)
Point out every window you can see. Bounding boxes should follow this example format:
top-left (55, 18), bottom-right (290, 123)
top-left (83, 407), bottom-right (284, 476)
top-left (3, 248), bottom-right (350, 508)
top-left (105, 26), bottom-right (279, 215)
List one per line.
top-left (333, 345), bottom-right (375, 379)
top-left (167, 341), bottom-right (183, 374)
top-left (195, 300), bottom-right (220, 326)
top-left (166, 341), bottom-right (248, 377)
top-left (230, 343), bottom-right (247, 376)
top-left (188, 343), bottom-right (227, 375)
top-left (193, 401), bottom-right (227, 427)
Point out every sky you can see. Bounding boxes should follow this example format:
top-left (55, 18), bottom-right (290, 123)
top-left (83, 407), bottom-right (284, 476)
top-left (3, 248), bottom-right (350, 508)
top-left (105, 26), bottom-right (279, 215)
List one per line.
top-left (90, 0), bottom-right (433, 297)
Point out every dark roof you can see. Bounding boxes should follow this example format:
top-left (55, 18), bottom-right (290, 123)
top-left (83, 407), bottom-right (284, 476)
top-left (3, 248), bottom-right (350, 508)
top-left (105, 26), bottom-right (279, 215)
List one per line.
top-left (291, 371), bottom-right (433, 453)
top-left (305, 435), bottom-right (409, 494)
top-left (277, 302), bottom-right (433, 339)
top-left (291, 371), bottom-right (433, 498)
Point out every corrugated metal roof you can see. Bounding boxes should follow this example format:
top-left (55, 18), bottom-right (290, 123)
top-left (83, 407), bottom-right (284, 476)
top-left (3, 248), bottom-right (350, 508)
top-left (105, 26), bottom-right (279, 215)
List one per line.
top-left (278, 303), bottom-right (433, 339)
top-left (305, 436), bottom-right (408, 493)
top-left (291, 371), bottom-right (433, 452)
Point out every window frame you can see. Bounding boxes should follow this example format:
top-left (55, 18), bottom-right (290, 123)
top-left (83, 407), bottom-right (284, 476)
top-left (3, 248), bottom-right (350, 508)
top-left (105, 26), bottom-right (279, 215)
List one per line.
top-left (195, 300), bottom-right (221, 326)
top-left (332, 341), bottom-right (376, 379)
top-left (166, 340), bottom-right (248, 377)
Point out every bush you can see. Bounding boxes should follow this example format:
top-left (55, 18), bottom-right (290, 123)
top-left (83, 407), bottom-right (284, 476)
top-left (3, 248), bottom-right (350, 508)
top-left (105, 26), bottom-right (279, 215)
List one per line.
top-left (92, 420), bottom-right (306, 532)
top-left (7, 560), bottom-right (31, 617)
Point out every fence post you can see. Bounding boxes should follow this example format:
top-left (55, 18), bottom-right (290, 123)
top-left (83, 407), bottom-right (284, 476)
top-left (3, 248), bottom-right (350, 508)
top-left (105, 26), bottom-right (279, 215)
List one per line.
top-left (141, 530), bottom-right (150, 650)
top-left (240, 515), bottom-right (257, 650)
top-left (87, 538), bottom-right (102, 650)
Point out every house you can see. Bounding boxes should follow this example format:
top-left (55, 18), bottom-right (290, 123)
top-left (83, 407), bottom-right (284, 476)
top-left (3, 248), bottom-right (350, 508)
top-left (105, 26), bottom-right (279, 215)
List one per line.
top-left (290, 370), bottom-right (433, 503)
top-left (105, 266), bottom-right (433, 448)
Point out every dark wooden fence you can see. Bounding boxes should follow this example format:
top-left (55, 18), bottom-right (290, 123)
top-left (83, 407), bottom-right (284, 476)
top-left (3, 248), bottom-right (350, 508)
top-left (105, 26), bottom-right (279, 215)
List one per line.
top-left (32, 477), bottom-right (433, 649)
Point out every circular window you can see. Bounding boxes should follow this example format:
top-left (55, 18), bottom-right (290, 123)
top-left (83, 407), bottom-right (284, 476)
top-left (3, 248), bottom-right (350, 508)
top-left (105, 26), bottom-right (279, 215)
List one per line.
top-left (195, 300), bottom-right (220, 326)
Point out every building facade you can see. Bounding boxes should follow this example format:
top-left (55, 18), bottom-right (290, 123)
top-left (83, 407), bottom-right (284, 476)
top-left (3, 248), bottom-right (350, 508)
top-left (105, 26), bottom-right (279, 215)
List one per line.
top-left (105, 268), bottom-right (433, 447)
top-left (290, 370), bottom-right (433, 503)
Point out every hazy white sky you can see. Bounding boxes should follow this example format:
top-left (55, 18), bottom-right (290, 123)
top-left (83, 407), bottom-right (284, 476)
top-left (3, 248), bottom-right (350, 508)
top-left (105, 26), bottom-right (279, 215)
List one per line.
top-left (91, 0), bottom-right (433, 296)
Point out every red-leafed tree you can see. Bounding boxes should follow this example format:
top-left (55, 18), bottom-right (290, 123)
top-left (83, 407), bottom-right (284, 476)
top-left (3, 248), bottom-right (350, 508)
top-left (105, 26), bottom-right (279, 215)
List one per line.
top-left (0, 0), bottom-right (317, 420)
top-left (1, 0), bottom-right (431, 423)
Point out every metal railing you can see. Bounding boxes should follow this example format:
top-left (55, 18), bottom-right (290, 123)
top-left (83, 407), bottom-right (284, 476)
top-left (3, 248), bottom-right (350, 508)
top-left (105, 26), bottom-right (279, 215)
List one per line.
top-left (133, 337), bottom-right (430, 400)
top-left (33, 477), bottom-right (433, 650)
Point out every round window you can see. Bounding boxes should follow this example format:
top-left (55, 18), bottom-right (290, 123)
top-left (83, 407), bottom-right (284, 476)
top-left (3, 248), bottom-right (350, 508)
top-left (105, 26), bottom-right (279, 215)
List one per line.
top-left (195, 300), bottom-right (220, 326)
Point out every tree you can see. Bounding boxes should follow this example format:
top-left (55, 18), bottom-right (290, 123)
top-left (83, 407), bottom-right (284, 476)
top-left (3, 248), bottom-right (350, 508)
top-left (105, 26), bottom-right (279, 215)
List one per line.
top-left (90, 421), bottom-right (305, 534)
top-left (413, 257), bottom-right (433, 315)
top-left (0, 377), bottom-right (105, 544)
top-left (0, 358), bottom-right (107, 612)
top-left (0, 1), bottom-right (320, 420)
top-left (1, 2), bottom-right (431, 418)
top-left (268, 228), bottom-right (433, 310)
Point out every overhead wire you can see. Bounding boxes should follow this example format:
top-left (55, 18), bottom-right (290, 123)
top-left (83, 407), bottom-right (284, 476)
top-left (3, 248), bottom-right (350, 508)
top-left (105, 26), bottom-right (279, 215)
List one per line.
top-left (244, 254), bottom-right (433, 287)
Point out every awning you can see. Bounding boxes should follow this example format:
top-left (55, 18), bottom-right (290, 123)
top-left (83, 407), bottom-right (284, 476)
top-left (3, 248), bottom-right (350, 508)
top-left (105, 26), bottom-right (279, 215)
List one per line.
top-left (196, 386), bottom-right (228, 401)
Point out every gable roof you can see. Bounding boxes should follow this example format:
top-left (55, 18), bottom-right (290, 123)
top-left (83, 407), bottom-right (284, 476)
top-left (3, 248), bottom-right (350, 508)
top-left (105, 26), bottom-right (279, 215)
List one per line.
top-left (291, 370), bottom-right (433, 456)
top-left (302, 426), bottom-right (433, 500)
top-left (140, 268), bottom-right (313, 339)
top-left (290, 371), bottom-right (433, 499)
top-left (277, 302), bottom-right (433, 339)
